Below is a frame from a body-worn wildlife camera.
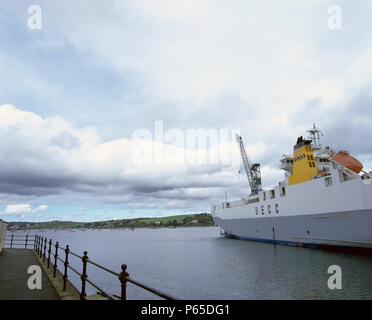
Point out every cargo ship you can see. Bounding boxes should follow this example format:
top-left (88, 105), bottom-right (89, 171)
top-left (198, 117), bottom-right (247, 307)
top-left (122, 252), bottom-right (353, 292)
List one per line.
top-left (211, 124), bottom-right (372, 249)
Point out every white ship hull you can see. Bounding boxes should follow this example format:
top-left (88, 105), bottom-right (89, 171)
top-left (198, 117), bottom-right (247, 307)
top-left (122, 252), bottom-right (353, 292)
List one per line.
top-left (212, 171), bottom-right (372, 249)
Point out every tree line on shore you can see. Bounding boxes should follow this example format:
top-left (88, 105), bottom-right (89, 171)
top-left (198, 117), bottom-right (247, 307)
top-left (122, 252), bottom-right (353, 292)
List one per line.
top-left (7, 213), bottom-right (215, 230)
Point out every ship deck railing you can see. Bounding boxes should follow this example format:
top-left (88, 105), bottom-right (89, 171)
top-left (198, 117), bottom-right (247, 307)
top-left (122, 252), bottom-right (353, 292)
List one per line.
top-left (215, 197), bottom-right (260, 210)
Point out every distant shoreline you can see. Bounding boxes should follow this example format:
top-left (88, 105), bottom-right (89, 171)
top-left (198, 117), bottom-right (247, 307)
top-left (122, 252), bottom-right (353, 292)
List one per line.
top-left (9, 226), bottom-right (218, 233)
top-left (6, 213), bottom-right (215, 231)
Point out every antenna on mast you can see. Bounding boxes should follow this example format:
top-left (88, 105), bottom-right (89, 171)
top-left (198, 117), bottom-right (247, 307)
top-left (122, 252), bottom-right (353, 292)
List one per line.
top-left (307, 123), bottom-right (323, 149)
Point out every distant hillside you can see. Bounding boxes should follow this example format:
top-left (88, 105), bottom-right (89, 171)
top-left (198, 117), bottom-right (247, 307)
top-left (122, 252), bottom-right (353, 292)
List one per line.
top-left (7, 213), bottom-right (215, 230)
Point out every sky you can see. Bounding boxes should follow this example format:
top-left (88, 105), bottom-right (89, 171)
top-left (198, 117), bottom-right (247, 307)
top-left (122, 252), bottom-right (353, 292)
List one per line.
top-left (1, 0), bottom-right (372, 222)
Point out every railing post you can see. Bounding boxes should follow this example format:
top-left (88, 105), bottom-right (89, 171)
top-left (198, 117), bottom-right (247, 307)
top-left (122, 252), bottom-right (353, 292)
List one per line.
top-left (80, 251), bottom-right (88, 300)
top-left (38, 236), bottom-right (41, 254)
top-left (47, 239), bottom-right (52, 269)
top-left (53, 241), bottom-right (59, 278)
top-left (33, 235), bottom-right (37, 250)
top-left (63, 245), bottom-right (70, 291)
top-left (39, 237), bottom-right (43, 258)
top-left (10, 234), bottom-right (13, 248)
top-left (43, 237), bottom-right (47, 262)
top-left (119, 264), bottom-right (129, 300)
top-left (25, 234), bottom-right (28, 249)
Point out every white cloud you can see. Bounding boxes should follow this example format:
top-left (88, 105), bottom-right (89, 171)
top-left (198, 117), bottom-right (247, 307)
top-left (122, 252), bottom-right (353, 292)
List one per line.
top-left (2, 101), bottom-right (371, 214)
top-left (32, 205), bottom-right (48, 213)
top-left (0, 104), bottom-right (255, 209)
top-left (4, 204), bottom-right (31, 215)
top-left (2, 203), bottom-right (48, 215)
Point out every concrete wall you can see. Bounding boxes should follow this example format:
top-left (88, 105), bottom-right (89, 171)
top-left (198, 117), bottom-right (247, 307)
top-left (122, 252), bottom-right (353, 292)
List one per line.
top-left (0, 219), bottom-right (7, 254)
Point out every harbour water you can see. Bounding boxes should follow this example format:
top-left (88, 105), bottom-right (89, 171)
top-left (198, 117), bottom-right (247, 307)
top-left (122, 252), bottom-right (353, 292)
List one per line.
top-left (11, 227), bottom-right (372, 299)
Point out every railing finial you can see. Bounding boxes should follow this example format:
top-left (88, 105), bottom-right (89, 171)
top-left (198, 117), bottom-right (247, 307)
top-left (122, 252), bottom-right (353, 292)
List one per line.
top-left (119, 264), bottom-right (129, 300)
top-left (63, 245), bottom-right (70, 291)
top-left (80, 251), bottom-right (89, 300)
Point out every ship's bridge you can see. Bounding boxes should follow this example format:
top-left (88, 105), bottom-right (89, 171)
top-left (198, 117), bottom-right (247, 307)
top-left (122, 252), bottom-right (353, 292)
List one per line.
top-left (280, 155), bottom-right (293, 173)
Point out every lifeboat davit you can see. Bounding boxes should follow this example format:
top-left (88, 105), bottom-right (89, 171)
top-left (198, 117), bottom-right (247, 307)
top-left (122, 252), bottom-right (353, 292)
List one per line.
top-left (332, 150), bottom-right (363, 174)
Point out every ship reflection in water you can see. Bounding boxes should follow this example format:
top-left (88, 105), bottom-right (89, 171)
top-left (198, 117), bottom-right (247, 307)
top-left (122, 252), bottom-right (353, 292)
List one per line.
top-left (12, 227), bottom-right (372, 299)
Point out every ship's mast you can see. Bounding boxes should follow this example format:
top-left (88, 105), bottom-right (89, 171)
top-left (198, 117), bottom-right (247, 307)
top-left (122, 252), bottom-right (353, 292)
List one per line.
top-left (307, 123), bottom-right (323, 149)
top-left (235, 134), bottom-right (262, 195)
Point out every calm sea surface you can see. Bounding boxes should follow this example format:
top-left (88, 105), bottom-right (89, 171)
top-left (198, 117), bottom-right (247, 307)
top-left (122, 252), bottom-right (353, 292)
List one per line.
top-left (13, 227), bottom-right (372, 299)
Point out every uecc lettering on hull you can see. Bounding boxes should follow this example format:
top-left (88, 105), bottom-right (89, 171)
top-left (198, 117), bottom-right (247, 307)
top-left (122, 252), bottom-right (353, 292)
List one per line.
top-left (212, 124), bottom-right (372, 249)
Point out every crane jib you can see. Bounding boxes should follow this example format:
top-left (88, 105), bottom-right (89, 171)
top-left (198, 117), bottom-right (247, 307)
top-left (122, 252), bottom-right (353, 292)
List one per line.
top-left (235, 134), bottom-right (262, 195)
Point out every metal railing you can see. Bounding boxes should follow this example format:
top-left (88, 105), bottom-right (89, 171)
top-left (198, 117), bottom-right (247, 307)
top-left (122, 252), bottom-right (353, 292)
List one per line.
top-left (4, 234), bottom-right (34, 249)
top-left (5, 234), bottom-right (177, 300)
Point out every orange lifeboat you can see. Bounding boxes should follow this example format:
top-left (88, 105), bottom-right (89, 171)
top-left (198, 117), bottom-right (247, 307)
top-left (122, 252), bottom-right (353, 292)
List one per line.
top-left (332, 150), bottom-right (363, 174)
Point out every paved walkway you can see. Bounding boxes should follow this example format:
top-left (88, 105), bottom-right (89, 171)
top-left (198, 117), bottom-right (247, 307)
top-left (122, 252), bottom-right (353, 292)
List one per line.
top-left (0, 249), bottom-right (59, 300)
